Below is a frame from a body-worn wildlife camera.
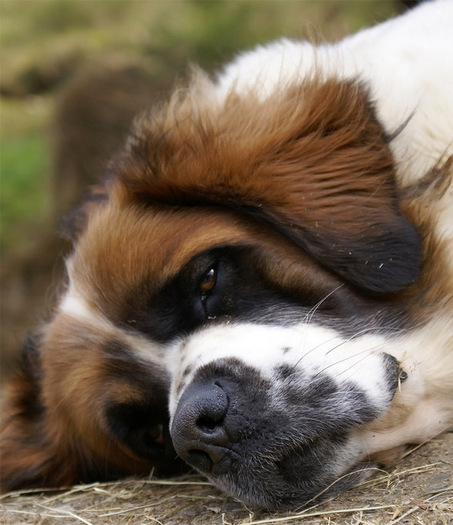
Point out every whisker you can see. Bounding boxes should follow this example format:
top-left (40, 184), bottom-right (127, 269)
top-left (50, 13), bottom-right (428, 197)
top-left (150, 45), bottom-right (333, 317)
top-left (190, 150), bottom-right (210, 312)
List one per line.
top-left (295, 284), bottom-right (346, 368)
top-left (304, 284), bottom-right (345, 325)
top-left (289, 324), bottom-right (384, 378)
top-left (312, 341), bottom-right (389, 381)
top-left (324, 327), bottom-right (385, 356)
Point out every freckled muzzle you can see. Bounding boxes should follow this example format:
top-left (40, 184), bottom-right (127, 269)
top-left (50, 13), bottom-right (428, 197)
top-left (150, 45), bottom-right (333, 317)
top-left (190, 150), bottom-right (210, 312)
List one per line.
top-left (170, 354), bottom-right (402, 509)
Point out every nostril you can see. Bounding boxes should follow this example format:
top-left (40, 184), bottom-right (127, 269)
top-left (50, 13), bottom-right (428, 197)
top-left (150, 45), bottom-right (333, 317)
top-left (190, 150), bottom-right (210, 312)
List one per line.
top-left (197, 413), bottom-right (225, 433)
top-left (187, 449), bottom-right (213, 472)
top-left (171, 380), bottom-right (232, 473)
top-left (190, 382), bottom-right (229, 438)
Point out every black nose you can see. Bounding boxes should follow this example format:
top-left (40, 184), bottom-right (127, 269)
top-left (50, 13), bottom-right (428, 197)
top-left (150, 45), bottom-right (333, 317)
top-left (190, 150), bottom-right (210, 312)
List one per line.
top-left (171, 381), bottom-right (231, 474)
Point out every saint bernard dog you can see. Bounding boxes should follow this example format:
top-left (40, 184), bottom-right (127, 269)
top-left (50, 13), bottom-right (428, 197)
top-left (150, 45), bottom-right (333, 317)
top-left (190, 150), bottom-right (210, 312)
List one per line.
top-left (1, 0), bottom-right (452, 511)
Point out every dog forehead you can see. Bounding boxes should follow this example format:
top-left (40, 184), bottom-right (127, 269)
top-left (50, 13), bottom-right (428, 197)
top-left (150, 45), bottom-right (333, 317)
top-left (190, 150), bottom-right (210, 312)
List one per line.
top-left (68, 200), bottom-right (264, 298)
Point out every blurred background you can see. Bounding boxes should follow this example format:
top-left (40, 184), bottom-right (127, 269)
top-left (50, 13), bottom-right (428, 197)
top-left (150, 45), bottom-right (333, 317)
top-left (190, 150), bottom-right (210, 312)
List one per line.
top-left (1, 0), bottom-right (413, 381)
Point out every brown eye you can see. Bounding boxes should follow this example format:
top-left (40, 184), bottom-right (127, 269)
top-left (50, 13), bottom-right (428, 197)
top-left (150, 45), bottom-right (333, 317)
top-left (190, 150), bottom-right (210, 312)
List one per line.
top-left (200, 267), bottom-right (217, 294)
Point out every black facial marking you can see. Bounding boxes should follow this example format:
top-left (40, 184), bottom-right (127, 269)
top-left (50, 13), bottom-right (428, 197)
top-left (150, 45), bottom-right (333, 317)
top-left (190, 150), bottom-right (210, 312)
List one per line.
top-left (382, 353), bottom-right (401, 395)
top-left (118, 247), bottom-right (295, 342)
top-left (101, 339), bottom-right (183, 471)
top-left (275, 364), bottom-right (295, 381)
top-left (106, 402), bottom-right (175, 464)
top-left (118, 245), bottom-right (373, 344)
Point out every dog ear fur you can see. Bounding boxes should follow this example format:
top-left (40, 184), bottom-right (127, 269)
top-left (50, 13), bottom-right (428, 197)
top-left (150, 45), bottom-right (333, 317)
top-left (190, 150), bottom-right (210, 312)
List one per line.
top-left (0, 333), bottom-right (74, 492)
top-left (0, 328), bottom-right (185, 492)
top-left (0, 333), bottom-right (119, 492)
top-left (116, 76), bottom-right (421, 293)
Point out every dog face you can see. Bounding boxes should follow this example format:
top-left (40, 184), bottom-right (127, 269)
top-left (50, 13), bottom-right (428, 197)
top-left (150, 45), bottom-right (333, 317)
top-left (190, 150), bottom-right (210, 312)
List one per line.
top-left (2, 63), bottom-right (452, 510)
top-left (48, 190), bottom-right (405, 509)
top-left (0, 76), bottom-right (424, 501)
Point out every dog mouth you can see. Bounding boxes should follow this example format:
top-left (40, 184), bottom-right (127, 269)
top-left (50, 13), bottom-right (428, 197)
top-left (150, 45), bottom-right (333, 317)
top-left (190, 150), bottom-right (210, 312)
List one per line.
top-left (185, 432), bottom-right (371, 510)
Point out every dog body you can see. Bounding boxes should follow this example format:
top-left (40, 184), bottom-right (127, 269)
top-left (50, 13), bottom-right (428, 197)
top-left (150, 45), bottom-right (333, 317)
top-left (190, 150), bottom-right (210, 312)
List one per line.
top-left (1, 0), bottom-right (452, 510)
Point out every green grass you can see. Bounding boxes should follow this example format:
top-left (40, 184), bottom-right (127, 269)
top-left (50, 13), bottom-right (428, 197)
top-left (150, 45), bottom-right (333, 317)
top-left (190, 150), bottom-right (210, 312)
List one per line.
top-left (1, 95), bottom-right (53, 254)
top-left (0, 134), bottom-right (50, 254)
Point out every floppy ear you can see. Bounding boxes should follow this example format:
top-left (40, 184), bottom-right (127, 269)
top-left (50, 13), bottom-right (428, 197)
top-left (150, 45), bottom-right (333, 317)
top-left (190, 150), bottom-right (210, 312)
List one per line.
top-left (1, 328), bottom-right (185, 492)
top-left (0, 333), bottom-right (105, 492)
top-left (116, 77), bottom-right (421, 293)
top-left (0, 333), bottom-right (68, 492)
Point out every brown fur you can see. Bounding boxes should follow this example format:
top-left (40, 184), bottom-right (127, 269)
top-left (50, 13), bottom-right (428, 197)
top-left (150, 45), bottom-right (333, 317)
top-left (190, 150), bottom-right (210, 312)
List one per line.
top-left (122, 77), bottom-right (398, 228)
top-left (0, 76), bottom-right (447, 493)
top-left (400, 157), bottom-right (453, 314)
top-left (116, 76), bottom-right (420, 292)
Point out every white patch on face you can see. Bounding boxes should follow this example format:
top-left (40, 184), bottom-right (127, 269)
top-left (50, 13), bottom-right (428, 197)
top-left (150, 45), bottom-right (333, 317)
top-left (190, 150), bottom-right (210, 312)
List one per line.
top-left (167, 322), bottom-right (394, 421)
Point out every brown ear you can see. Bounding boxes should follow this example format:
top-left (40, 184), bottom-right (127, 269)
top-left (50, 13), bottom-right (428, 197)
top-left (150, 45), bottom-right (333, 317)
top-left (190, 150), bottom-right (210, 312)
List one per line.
top-left (1, 334), bottom-right (55, 491)
top-left (249, 205), bottom-right (420, 294)
top-left (1, 334), bottom-right (69, 491)
top-left (0, 333), bottom-right (93, 492)
top-left (115, 76), bottom-right (421, 293)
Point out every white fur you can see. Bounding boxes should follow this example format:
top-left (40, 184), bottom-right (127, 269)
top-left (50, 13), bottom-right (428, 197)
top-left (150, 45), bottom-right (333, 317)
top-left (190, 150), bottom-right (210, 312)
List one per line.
top-left (216, 0), bottom-right (453, 187)
top-left (167, 323), bottom-right (393, 420)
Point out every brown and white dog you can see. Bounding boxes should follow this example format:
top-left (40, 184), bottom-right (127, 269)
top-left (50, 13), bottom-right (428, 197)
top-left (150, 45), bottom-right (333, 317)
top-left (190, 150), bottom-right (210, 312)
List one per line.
top-left (1, 0), bottom-right (452, 510)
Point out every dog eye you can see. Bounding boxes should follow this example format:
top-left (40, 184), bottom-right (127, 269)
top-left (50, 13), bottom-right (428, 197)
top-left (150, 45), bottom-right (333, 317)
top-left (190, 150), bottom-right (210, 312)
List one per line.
top-left (199, 267), bottom-right (217, 295)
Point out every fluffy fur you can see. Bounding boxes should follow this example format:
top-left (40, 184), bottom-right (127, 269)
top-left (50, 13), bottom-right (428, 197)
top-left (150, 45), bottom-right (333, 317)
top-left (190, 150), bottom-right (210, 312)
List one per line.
top-left (1, 0), bottom-right (452, 510)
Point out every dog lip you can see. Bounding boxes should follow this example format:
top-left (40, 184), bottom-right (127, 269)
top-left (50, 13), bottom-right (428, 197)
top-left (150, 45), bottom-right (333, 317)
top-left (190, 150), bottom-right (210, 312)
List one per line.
top-left (187, 449), bottom-right (213, 472)
top-left (399, 369), bottom-right (408, 382)
top-left (187, 446), bottom-right (234, 475)
top-left (382, 353), bottom-right (402, 394)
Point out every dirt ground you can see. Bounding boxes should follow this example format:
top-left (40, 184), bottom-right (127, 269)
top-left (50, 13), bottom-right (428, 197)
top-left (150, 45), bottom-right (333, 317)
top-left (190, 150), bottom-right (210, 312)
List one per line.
top-left (1, 432), bottom-right (451, 525)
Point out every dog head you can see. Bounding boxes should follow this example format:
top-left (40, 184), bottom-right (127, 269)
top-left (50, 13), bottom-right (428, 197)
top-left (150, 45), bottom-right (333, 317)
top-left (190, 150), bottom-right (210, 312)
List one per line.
top-left (1, 76), bottom-right (420, 507)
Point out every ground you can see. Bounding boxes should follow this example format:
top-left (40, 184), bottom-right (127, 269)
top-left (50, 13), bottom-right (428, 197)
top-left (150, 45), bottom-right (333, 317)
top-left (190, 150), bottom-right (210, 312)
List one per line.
top-left (1, 433), bottom-right (451, 525)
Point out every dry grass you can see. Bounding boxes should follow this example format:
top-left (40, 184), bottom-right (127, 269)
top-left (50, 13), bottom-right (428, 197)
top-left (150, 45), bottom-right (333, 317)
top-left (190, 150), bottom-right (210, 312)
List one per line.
top-left (1, 433), bottom-right (451, 525)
